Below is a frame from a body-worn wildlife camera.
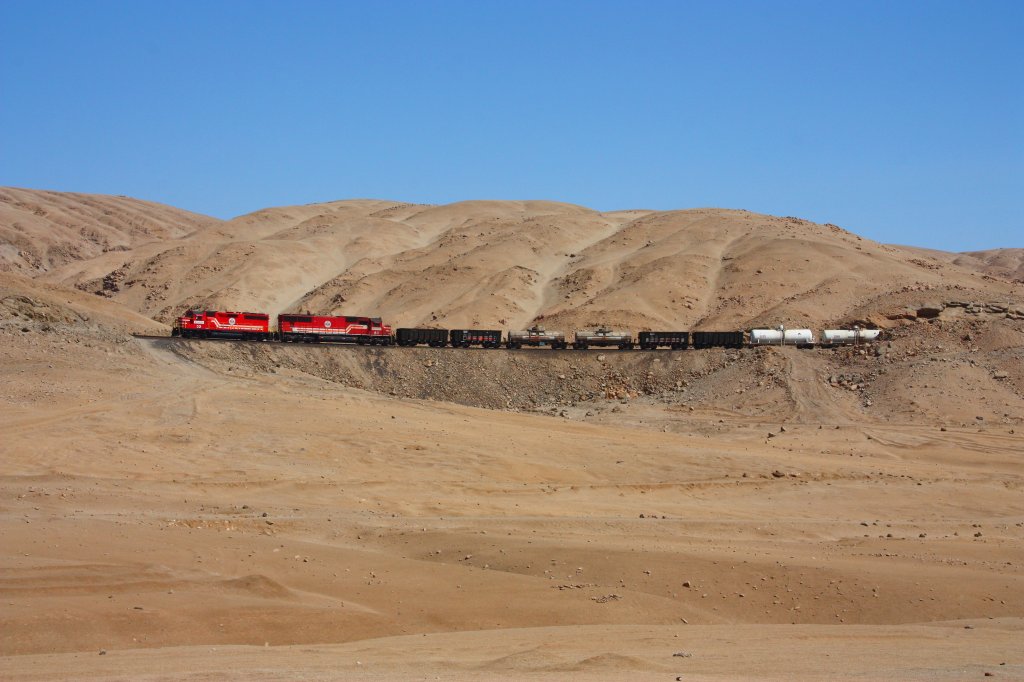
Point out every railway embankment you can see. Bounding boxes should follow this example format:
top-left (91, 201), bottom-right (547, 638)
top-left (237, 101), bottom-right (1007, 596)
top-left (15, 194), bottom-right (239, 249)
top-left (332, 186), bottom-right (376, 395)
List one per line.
top-left (145, 312), bottom-right (1024, 428)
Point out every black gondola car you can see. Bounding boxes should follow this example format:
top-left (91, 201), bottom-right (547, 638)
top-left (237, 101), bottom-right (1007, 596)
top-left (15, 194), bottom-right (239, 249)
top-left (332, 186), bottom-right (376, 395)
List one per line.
top-left (449, 329), bottom-right (502, 348)
top-left (691, 331), bottom-right (745, 349)
top-left (638, 331), bottom-right (690, 350)
top-left (395, 328), bottom-right (448, 347)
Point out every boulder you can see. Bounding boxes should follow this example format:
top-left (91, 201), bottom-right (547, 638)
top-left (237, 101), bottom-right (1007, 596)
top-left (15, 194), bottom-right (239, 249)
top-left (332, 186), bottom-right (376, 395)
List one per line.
top-left (886, 309), bottom-right (917, 321)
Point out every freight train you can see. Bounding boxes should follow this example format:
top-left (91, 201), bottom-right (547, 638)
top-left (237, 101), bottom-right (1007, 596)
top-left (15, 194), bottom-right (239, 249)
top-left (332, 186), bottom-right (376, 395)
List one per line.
top-left (171, 310), bottom-right (880, 349)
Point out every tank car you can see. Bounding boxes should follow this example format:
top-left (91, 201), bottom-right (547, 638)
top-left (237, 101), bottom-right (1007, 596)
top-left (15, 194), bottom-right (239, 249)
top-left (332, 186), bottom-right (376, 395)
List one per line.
top-left (573, 327), bottom-right (633, 350)
top-left (278, 314), bottom-right (392, 344)
top-left (749, 328), bottom-right (816, 348)
top-left (507, 326), bottom-right (567, 349)
top-left (172, 310), bottom-right (271, 340)
top-left (821, 329), bottom-right (881, 346)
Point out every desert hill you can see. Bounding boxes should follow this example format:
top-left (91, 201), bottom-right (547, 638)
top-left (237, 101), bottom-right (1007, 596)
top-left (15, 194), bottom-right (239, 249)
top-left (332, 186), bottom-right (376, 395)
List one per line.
top-left (0, 187), bottom-right (221, 275)
top-left (0, 187), bottom-right (1013, 333)
top-left (0, 271), bottom-right (163, 334)
top-left (901, 245), bottom-right (1024, 282)
top-left (955, 248), bottom-right (1024, 281)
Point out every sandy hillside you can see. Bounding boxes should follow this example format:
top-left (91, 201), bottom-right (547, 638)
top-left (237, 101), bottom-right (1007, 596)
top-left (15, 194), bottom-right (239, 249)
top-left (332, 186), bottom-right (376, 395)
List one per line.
top-left (0, 187), bottom-right (221, 275)
top-left (1, 191), bottom-right (1023, 680)
top-left (955, 249), bottom-right (1024, 282)
top-left (3, 188), bottom-right (1012, 333)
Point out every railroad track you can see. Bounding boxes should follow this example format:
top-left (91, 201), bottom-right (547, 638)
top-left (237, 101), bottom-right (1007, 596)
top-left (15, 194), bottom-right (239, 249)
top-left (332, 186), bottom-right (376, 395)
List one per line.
top-left (130, 334), bottom-right (601, 352)
top-left (132, 333), bottom-right (841, 353)
top-left (131, 334), bottom-right (724, 353)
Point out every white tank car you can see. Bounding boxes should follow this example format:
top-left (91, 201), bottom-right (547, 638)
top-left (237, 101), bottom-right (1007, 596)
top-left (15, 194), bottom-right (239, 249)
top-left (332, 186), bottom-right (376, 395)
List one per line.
top-left (573, 327), bottom-right (633, 349)
top-left (507, 325), bottom-right (567, 349)
top-left (822, 329), bottom-right (881, 345)
top-left (749, 328), bottom-right (816, 346)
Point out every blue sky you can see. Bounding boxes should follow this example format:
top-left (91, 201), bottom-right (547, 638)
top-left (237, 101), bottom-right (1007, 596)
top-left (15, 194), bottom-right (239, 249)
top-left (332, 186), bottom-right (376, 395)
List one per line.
top-left (1, 1), bottom-right (1021, 251)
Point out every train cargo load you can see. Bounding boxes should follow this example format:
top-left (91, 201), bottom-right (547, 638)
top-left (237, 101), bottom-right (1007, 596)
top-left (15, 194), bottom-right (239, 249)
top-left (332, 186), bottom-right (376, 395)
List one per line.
top-left (573, 327), bottom-right (633, 350)
top-left (449, 329), bottom-right (502, 348)
top-left (638, 331), bottom-right (689, 350)
top-left (278, 314), bottom-right (392, 344)
top-left (507, 326), bottom-right (567, 349)
top-left (691, 331), bottom-right (745, 349)
top-left (395, 328), bottom-right (448, 347)
top-left (172, 310), bottom-right (271, 340)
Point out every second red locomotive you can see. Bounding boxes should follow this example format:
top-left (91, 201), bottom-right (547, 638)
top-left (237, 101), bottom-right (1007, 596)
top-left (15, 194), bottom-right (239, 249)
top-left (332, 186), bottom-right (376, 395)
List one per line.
top-left (278, 314), bottom-right (392, 345)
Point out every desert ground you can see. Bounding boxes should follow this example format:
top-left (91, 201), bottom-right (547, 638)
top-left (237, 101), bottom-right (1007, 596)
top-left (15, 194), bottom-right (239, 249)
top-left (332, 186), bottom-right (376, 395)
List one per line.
top-left (1, 188), bottom-right (1022, 680)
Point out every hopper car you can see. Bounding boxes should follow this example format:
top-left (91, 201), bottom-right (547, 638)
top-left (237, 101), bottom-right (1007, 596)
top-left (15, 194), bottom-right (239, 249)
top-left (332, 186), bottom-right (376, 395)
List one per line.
top-left (638, 331), bottom-right (690, 350)
top-left (449, 329), bottom-right (503, 348)
top-left (395, 328), bottom-right (448, 347)
top-left (692, 331), bottom-right (746, 349)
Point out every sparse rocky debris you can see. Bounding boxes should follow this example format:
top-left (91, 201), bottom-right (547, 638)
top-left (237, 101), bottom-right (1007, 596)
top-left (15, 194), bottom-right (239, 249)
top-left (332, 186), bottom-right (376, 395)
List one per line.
top-left (893, 300), bottom-right (1024, 322)
top-left (100, 267), bottom-right (128, 295)
top-left (944, 300), bottom-right (1023, 320)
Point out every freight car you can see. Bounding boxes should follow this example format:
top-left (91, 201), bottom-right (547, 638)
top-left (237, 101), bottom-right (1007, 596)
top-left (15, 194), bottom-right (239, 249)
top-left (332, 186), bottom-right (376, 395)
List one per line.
top-left (638, 331), bottom-right (690, 350)
top-left (278, 314), bottom-right (392, 344)
top-left (691, 331), bottom-right (745, 349)
top-left (507, 326), bottom-right (567, 349)
top-left (573, 327), bottom-right (633, 350)
top-left (820, 329), bottom-right (881, 346)
top-left (395, 328), bottom-right (448, 347)
top-left (749, 328), bottom-right (816, 348)
top-left (449, 329), bottom-right (502, 348)
top-left (172, 310), bottom-right (272, 340)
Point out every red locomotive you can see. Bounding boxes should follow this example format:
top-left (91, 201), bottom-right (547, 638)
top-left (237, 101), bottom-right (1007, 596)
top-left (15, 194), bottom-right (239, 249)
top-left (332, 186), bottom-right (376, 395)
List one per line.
top-left (172, 310), bottom-right (271, 340)
top-left (278, 314), bottom-right (393, 345)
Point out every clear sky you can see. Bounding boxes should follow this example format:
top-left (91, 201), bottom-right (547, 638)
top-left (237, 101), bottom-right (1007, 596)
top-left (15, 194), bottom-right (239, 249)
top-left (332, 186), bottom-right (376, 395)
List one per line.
top-left (1, 1), bottom-right (1021, 251)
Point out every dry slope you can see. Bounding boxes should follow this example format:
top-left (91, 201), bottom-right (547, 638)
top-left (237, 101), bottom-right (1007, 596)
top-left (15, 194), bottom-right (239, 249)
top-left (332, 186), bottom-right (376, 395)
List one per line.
top-left (6, 191), bottom-right (1012, 332)
top-left (0, 187), bottom-right (220, 274)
